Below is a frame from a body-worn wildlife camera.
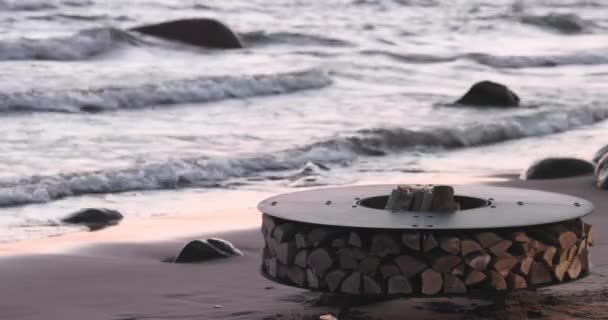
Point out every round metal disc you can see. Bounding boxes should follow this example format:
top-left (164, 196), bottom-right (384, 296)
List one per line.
top-left (257, 185), bottom-right (593, 230)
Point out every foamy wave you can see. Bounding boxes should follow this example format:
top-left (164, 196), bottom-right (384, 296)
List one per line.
top-left (0, 0), bottom-right (55, 10)
top-left (0, 69), bottom-right (332, 113)
top-left (0, 28), bottom-right (138, 61)
top-left (314, 105), bottom-right (608, 153)
top-left (520, 13), bottom-right (591, 34)
top-left (467, 51), bottom-right (608, 68)
top-left (0, 104), bottom-right (606, 207)
top-left (240, 31), bottom-right (352, 47)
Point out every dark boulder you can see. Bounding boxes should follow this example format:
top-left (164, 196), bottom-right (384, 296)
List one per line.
top-left (131, 18), bottom-right (243, 49)
top-left (592, 144), bottom-right (608, 163)
top-left (62, 208), bottom-right (123, 229)
top-left (523, 158), bottom-right (595, 180)
top-left (456, 81), bottom-right (520, 107)
top-left (595, 154), bottom-right (608, 189)
top-left (174, 238), bottom-right (243, 263)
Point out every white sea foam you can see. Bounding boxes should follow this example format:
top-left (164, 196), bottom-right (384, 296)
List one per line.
top-left (0, 68), bottom-right (332, 113)
top-left (0, 104), bottom-right (606, 207)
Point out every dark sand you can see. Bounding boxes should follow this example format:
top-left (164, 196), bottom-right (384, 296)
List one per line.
top-left (0, 175), bottom-right (607, 320)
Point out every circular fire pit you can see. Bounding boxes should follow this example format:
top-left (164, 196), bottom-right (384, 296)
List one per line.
top-left (258, 185), bottom-right (594, 296)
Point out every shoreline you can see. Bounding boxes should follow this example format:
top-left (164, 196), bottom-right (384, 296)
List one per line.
top-left (1, 173), bottom-right (606, 319)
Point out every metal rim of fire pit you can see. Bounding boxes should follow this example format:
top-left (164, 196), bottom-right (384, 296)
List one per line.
top-left (257, 185), bottom-right (593, 230)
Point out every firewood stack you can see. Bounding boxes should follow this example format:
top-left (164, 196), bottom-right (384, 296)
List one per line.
top-left (385, 185), bottom-right (459, 212)
top-left (261, 213), bottom-right (593, 295)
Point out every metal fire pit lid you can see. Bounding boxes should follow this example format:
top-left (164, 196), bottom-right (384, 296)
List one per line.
top-left (257, 185), bottom-right (593, 230)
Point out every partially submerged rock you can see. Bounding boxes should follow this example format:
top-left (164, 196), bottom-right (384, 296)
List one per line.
top-left (595, 154), bottom-right (608, 190)
top-left (456, 81), bottom-right (520, 107)
top-left (174, 238), bottom-right (243, 263)
top-left (592, 144), bottom-right (608, 163)
top-left (131, 18), bottom-right (243, 49)
top-left (523, 158), bottom-right (595, 180)
top-left (61, 208), bottom-right (123, 230)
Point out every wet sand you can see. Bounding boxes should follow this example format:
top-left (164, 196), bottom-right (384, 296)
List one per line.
top-left (0, 174), bottom-right (606, 320)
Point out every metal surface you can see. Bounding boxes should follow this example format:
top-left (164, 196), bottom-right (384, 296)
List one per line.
top-left (257, 185), bottom-right (593, 230)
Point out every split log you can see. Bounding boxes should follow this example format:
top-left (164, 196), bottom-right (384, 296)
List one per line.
top-left (371, 234), bottom-right (401, 257)
top-left (421, 269), bottom-right (443, 295)
top-left (402, 232), bottom-right (421, 251)
top-left (287, 266), bottom-right (306, 286)
top-left (516, 257), bottom-right (534, 275)
top-left (507, 273), bottom-right (527, 289)
top-left (558, 244), bottom-right (578, 265)
top-left (419, 188), bottom-right (434, 211)
top-left (273, 223), bottom-right (297, 242)
top-left (554, 261), bottom-right (569, 281)
top-left (388, 275), bottom-right (413, 294)
top-left (339, 249), bottom-right (359, 270)
top-left (461, 239), bottom-right (483, 257)
top-left (488, 270), bottom-right (507, 290)
top-left (563, 218), bottom-right (584, 236)
top-left (431, 185), bottom-right (456, 212)
top-left (348, 232), bottom-right (363, 248)
top-left (580, 248), bottom-right (591, 273)
top-left (537, 246), bottom-right (556, 266)
top-left (380, 263), bottom-right (401, 279)
top-left (431, 254), bottom-right (462, 273)
top-left (308, 248), bottom-right (334, 278)
top-left (277, 263), bottom-right (289, 279)
top-left (531, 225), bottom-right (577, 250)
top-left (341, 272), bottom-right (361, 294)
top-left (261, 214), bottom-right (276, 237)
top-left (465, 270), bottom-right (486, 286)
top-left (385, 185), bottom-right (413, 211)
top-left (294, 250), bottom-right (308, 268)
top-left (295, 233), bottom-right (310, 249)
top-left (308, 228), bottom-right (339, 247)
top-left (584, 223), bottom-right (595, 246)
top-left (306, 268), bottom-right (319, 288)
top-left (489, 240), bottom-right (513, 258)
top-left (443, 274), bottom-right (466, 294)
top-left (494, 255), bottom-right (519, 277)
top-left (476, 232), bottom-right (502, 249)
top-left (465, 253), bottom-right (491, 271)
top-left (276, 241), bottom-right (297, 265)
top-left (359, 256), bottom-right (381, 275)
top-left (508, 231), bottom-right (530, 243)
top-left (394, 255), bottom-right (428, 278)
top-left (331, 237), bottom-right (348, 248)
top-left (439, 237), bottom-right (461, 255)
top-left (423, 234), bottom-right (439, 253)
top-left (266, 237), bottom-right (279, 256)
top-left (265, 257), bottom-right (278, 278)
top-left (326, 270), bottom-right (347, 292)
top-left (529, 262), bottom-right (552, 285)
top-left (567, 256), bottom-right (582, 279)
top-left (452, 263), bottom-right (465, 276)
top-left (362, 275), bottom-right (382, 294)
top-left (410, 189), bottom-right (427, 211)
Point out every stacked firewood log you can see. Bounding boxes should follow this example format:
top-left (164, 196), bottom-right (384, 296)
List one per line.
top-left (385, 185), bottom-right (459, 212)
top-left (261, 214), bottom-right (593, 295)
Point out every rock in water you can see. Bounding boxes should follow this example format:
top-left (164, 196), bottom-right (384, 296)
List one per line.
top-left (61, 208), bottom-right (123, 229)
top-left (595, 154), bottom-right (608, 190)
top-left (131, 18), bottom-right (243, 49)
top-left (523, 158), bottom-right (595, 180)
top-left (592, 145), bottom-right (608, 164)
top-left (174, 238), bottom-right (243, 263)
top-left (456, 81), bottom-right (520, 107)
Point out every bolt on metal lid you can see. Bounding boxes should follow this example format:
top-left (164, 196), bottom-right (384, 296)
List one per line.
top-left (257, 185), bottom-right (593, 230)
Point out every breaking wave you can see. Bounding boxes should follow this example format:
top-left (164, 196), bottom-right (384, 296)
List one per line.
top-left (0, 104), bottom-right (606, 207)
top-left (0, 68), bottom-right (332, 113)
top-left (0, 28), bottom-right (139, 61)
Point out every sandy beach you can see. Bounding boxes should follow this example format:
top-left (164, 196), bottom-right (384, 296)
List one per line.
top-left (0, 174), bottom-right (606, 320)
